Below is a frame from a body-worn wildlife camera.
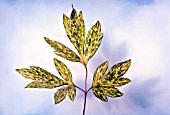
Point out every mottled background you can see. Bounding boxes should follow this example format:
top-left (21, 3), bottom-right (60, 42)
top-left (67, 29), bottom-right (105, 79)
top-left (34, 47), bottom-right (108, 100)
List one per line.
top-left (0, 0), bottom-right (170, 115)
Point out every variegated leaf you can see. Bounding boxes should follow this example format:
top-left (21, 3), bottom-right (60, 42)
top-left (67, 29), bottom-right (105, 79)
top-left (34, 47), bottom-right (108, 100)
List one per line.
top-left (92, 61), bottom-right (108, 87)
top-left (16, 66), bottom-right (62, 82)
top-left (101, 77), bottom-right (131, 87)
top-left (85, 21), bottom-right (103, 62)
top-left (54, 58), bottom-right (73, 84)
top-left (68, 86), bottom-right (76, 101)
top-left (92, 86), bottom-right (123, 102)
top-left (100, 87), bottom-right (123, 98)
top-left (63, 8), bottom-right (85, 55)
top-left (102, 59), bottom-right (131, 81)
top-left (44, 37), bottom-right (80, 62)
top-left (54, 86), bottom-right (68, 104)
top-left (25, 80), bottom-right (66, 88)
top-left (92, 87), bottom-right (108, 102)
top-left (16, 66), bottom-right (67, 88)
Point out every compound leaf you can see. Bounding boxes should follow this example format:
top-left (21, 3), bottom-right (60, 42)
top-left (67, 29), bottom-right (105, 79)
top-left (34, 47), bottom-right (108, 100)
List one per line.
top-left (92, 59), bottom-right (131, 102)
top-left (44, 37), bottom-right (80, 62)
top-left (54, 58), bottom-right (73, 84)
top-left (63, 8), bottom-right (85, 55)
top-left (16, 66), bottom-right (67, 88)
top-left (102, 59), bottom-right (131, 80)
top-left (54, 86), bottom-right (68, 104)
top-left (85, 21), bottom-right (103, 62)
top-left (92, 61), bottom-right (108, 87)
top-left (68, 86), bottom-right (76, 101)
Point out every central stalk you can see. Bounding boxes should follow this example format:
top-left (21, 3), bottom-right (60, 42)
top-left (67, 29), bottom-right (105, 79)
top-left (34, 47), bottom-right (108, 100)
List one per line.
top-left (82, 65), bottom-right (88, 115)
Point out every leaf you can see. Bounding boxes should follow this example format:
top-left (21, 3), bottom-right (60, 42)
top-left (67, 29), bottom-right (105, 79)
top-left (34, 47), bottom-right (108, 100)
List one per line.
top-left (92, 60), bottom-right (131, 102)
top-left (100, 87), bottom-right (123, 98)
top-left (54, 86), bottom-right (68, 104)
top-left (92, 86), bottom-right (123, 102)
top-left (85, 21), bottom-right (103, 62)
top-left (25, 80), bottom-right (65, 88)
top-left (44, 37), bottom-right (80, 62)
top-left (102, 59), bottom-right (131, 81)
top-left (68, 86), bottom-right (76, 101)
top-left (16, 66), bottom-right (67, 88)
top-left (54, 58), bottom-right (73, 84)
top-left (92, 87), bottom-right (108, 102)
top-left (92, 61), bottom-right (108, 87)
top-left (101, 78), bottom-right (131, 87)
top-left (63, 8), bottom-right (85, 55)
top-left (70, 8), bottom-right (77, 19)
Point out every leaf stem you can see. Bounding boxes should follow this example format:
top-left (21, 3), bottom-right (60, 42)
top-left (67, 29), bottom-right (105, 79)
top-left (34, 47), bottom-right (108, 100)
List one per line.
top-left (87, 87), bottom-right (92, 93)
top-left (75, 85), bottom-right (85, 93)
top-left (82, 65), bottom-right (88, 115)
top-left (83, 92), bottom-right (87, 115)
top-left (85, 66), bottom-right (88, 91)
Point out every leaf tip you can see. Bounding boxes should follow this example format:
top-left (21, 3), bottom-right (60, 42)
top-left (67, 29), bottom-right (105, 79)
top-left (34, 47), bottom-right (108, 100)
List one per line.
top-left (53, 58), bottom-right (57, 61)
top-left (44, 37), bottom-right (49, 42)
top-left (15, 69), bottom-right (19, 72)
top-left (128, 59), bottom-right (131, 62)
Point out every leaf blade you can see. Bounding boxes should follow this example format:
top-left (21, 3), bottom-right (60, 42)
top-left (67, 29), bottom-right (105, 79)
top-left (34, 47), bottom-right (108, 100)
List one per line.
top-left (92, 88), bottom-right (108, 102)
top-left (101, 78), bottom-right (131, 87)
top-left (54, 86), bottom-right (68, 104)
top-left (92, 61), bottom-right (108, 87)
top-left (54, 58), bottom-right (73, 84)
top-left (85, 21), bottom-right (103, 61)
top-left (44, 37), bottom-right (80, 62)
top-left (102, 59), bottom-right (131, 80)
top-left (25, 80), bottom-right (66, 89)
top-left (16, 66), bottom-right (67, 88)
top-left (101, 87), bottom-right (123, 98)
top-left (63, 8), bottom-right (85, 55)
top-left (68, 86), bottom-right (76, 101)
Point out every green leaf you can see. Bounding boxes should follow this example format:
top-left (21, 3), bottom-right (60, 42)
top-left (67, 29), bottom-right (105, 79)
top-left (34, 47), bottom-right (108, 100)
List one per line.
top-left (102, 59), bottom-right (131, 80)
top-left (63, 8), bottom-right (85, 55)
top-left (92, 61), bottom-right (108, 87)
top-left (68, 86), bottom-right (76, 101)
top-left (44, 37), bottom-right (80, 62)
top-left (92, 87), bottom-right (108, 102)
top-left (16, 66), bottom-right (67, 88)
top-left (54, 58), bottom-right (73, 84)
top-left (54, 86), bottom-right (68, 104)
top-left (85, 21), bottom-right (103, 62)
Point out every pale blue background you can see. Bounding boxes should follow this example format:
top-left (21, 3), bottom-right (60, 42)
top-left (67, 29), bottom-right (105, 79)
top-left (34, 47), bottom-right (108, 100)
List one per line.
top-left (1, 0), bottom-right (170, 115)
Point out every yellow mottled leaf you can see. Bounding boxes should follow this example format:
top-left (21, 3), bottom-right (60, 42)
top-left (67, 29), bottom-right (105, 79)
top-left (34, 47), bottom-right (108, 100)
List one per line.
top-left (92, 61), bottom-right (108, 87)
top-left (25, 80), bottom-right (65, 89)
top-left (102, 59), bottom-right (131, 80)
top-left (44, 37), bottom-right (80, 62)
top-left (63, 8), bottom-right (85, 55)
top-left (54, 58), bottom-right (73, 84)
top-left (54, 86), bottom-right (68, 104)
top-left (92, 87), bottom-right (108, 102)
top-left (100, 87), bottom-right (123, 98)
top-left (101, 77), bottom-right (131, 87)
top-left (85, 21), bottom-right (103, 62)
top-left (68, 86), bottom-right (76, 101)
top-left (16, 66), bottom-right (67, 88)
